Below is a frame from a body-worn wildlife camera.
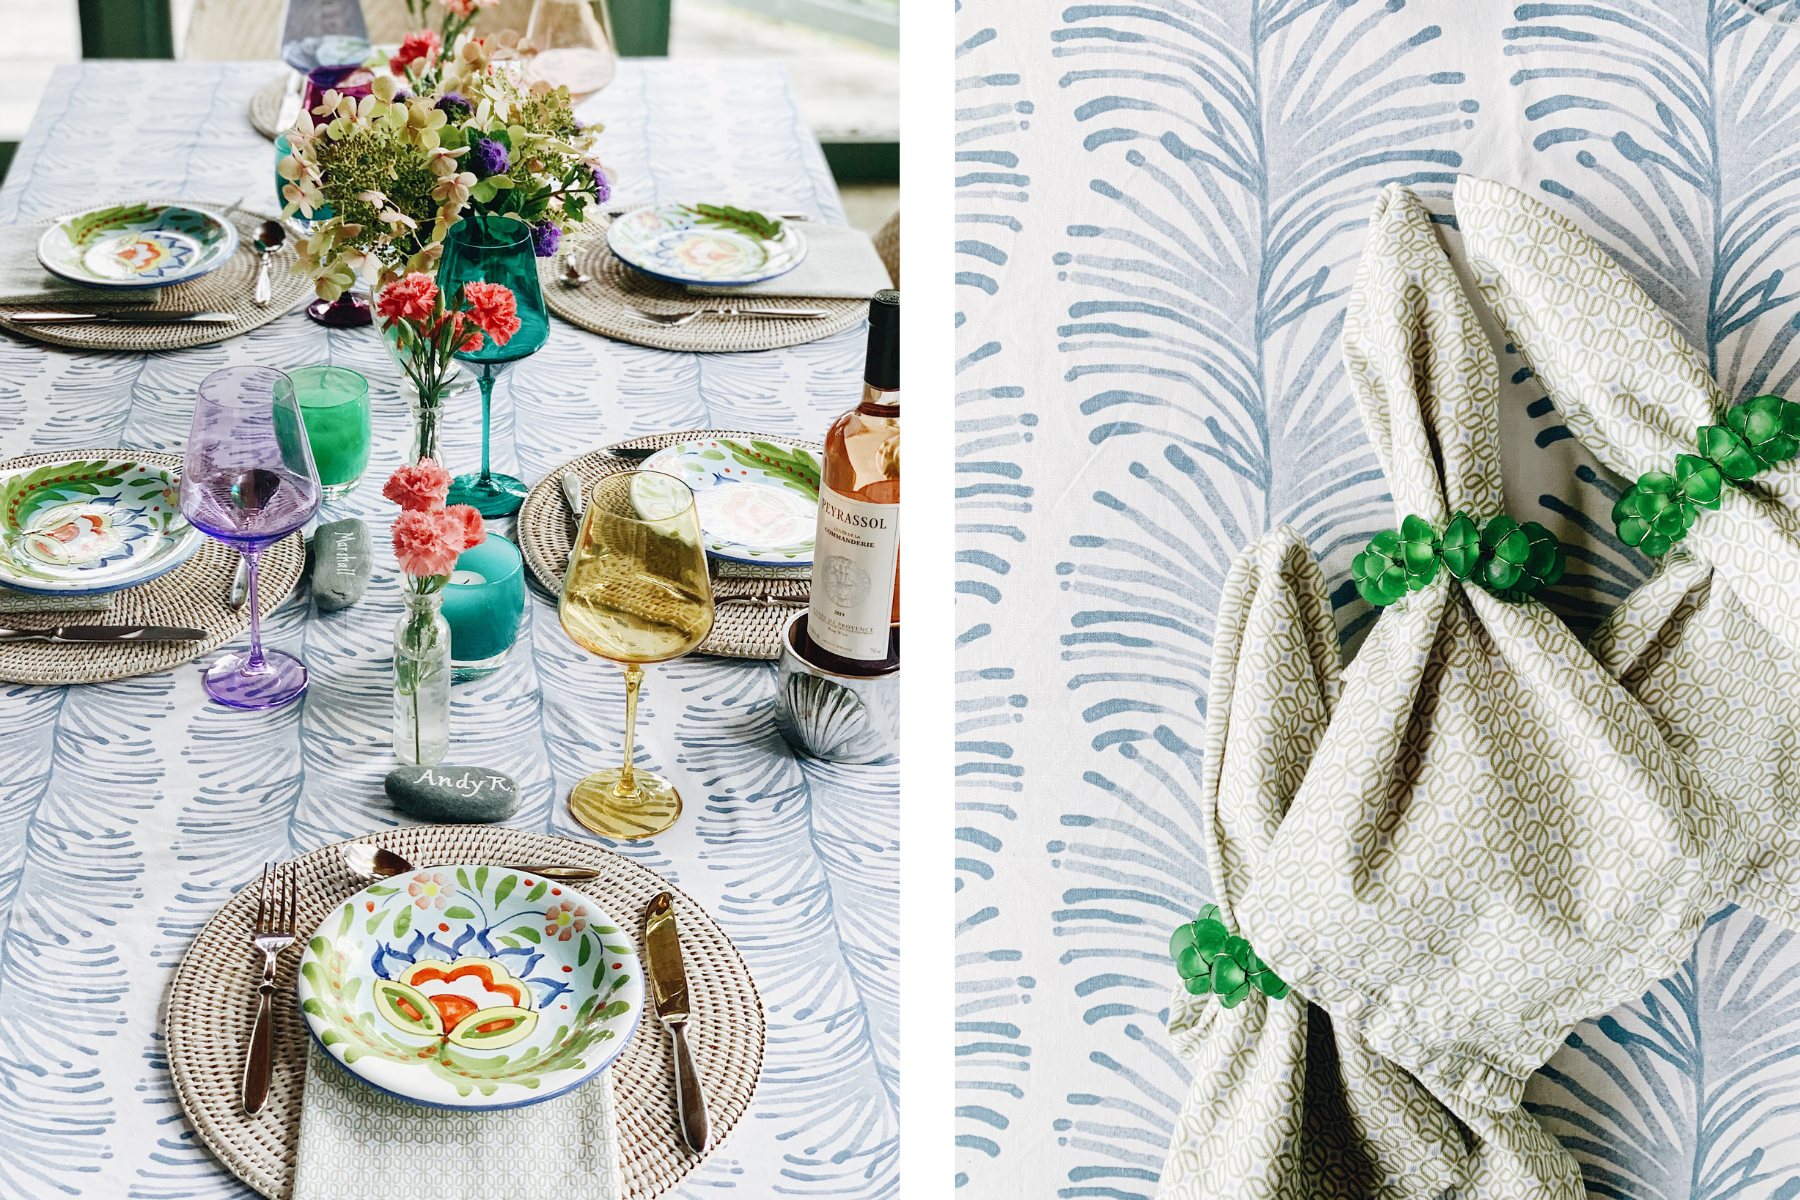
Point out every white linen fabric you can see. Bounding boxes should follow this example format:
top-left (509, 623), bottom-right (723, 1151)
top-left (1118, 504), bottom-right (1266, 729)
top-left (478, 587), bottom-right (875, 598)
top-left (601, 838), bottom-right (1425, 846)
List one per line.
top-left (292, 1047), bottom-right (623, 1200)
top-left (0, 60), bottom-right (896, 1200)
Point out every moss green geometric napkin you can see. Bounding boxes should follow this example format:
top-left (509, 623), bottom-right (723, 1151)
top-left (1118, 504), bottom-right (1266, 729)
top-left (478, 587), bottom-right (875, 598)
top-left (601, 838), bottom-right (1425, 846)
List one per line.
top-left (1236, 183), bottom-right (1751, 1123)
top-left (1457, 176), bottom-right (1800, 927)
top-left (1158, 525), bottom-right (1583, 1199)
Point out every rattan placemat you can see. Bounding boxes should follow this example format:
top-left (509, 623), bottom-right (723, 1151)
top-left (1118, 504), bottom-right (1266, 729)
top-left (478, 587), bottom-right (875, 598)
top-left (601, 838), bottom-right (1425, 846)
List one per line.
top-left (250, 72), bottom-right (289, 140)
top-left (0, 201), bottom-right (310, 352)
top-left (0, 449), bottom-right (305, 685)
top-left (517, 431), bottom-right (812, 660)
top-left (543, 214), bottom-right (869, 352)
top-left (166, 826), bottom-right (764, 1200)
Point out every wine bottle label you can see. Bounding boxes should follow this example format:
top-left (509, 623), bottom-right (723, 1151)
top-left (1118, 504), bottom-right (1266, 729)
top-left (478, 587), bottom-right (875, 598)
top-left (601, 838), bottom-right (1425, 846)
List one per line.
top-left (809, 484), bottom-right (899, 661)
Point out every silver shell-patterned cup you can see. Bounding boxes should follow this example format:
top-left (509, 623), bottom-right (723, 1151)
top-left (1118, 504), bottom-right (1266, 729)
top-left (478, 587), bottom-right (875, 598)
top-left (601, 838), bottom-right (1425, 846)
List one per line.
top-left (773, 611), bottom-right (899, 763)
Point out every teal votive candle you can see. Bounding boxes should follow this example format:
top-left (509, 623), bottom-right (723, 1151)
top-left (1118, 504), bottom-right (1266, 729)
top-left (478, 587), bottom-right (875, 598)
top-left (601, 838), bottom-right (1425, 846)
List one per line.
top-left (442, 533), bottom-right (526, 682)
top-left (290, 365), bottom-right (371, 498)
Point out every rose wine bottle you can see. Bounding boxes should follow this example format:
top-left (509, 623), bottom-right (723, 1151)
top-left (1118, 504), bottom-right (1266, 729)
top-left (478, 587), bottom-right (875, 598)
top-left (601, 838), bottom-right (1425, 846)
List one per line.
top-left (805, 289), bottom-right (899, 673)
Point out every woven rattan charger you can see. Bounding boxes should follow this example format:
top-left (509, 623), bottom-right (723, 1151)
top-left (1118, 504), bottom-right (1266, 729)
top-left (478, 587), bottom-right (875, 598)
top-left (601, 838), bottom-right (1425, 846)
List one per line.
top-left (517, 431), bottom-right (813, 660)
top-left (167, 825), bottom-right (765, 1200)
top-left (0, 449), bottom-right (304, 685)
top-left (543, 212), bottom-right (869, 353)
top-left (0, 201), bottom-right (311, 352)
top-left (249, 72), bottom-right (291, 140)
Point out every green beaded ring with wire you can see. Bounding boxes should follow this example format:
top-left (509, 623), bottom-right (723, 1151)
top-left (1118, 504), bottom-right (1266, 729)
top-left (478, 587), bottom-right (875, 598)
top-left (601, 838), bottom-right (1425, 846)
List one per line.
top-left (1169, 904), bottom-right (1287, 1008)
top-left (1353, 510), bottom-right (1564, 607)
top-left (1613, 394), bottom-right (1800, 557)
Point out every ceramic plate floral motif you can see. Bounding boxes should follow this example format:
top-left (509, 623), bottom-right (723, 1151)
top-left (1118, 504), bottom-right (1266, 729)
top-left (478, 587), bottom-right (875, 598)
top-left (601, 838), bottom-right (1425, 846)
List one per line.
top-left (0, 459), bottom-right (203, 595)
top-left (606, 203), bottom-right (807, 285)
top-left (296, 864), bottom-right (643, 1110)
top-left (37, 203), bottom-right (238, 290)
top-left (640, 437), bottom-right (820, 564)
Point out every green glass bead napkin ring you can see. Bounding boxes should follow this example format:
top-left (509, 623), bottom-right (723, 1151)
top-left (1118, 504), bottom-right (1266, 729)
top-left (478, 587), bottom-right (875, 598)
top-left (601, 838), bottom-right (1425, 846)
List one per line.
top-left (1353, 510), bottom-right (1567, 607)
top-left (1169, 904), bottom-right (1287, 1008)
top-left (1612, 393), bottom-right (1800, 557)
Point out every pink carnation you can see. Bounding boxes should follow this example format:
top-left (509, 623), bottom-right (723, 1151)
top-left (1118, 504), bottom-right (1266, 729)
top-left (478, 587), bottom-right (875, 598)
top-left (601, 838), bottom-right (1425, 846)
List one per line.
top-left (445, 503), bottom-right (486, 550)
top-left (461, 281), bottom-right (520, 347)
top-left (376, 272), bottom-right (438, 325)
top-left (390, 29), bottom-right (441, 73)
top-left (393, 508), bottom-right (467, 579)
top-left (383, 458), bottom-right (452, 511)
top-left (442, 0), bottom-right (495, 14)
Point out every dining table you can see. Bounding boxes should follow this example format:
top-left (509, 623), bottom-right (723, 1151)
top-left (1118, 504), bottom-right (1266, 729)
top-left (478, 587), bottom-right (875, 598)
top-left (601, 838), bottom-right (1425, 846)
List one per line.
top-left (0, 58), bottom-right (896, 1200)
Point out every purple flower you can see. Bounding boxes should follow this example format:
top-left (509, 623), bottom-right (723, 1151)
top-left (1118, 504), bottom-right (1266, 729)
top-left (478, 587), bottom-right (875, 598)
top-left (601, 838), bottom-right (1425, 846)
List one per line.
top-left (589, 164), bottom-right (610, 203)
top-left (469, 137), bottom-right (510, 177)
top-left (435, 92), bottom-right (471, 119)
top-left (531, 221), bottom-right (560, 258)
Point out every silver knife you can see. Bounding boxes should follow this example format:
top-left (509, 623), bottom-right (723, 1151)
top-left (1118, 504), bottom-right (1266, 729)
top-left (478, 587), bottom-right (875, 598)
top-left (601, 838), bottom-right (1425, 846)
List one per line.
top-left (644, 891), bottom-right (709, 1153)
top-left (0, 625), bottom-right (208, 643)
top-left (10, 311), bottom-right (238, 325)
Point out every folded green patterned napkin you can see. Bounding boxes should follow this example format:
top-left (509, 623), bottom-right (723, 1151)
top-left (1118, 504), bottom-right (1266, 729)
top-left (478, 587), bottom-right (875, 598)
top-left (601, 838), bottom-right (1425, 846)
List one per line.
top-left (1157, 525), bottom-right (1582, 1200)
top-left (292, 1046), bottom-right (623, 1200)
top-left (1457, 175), bottom-right (1800, 931)
top-left (1235, 183), bottom-right (1752, 1122)
top-left (0, 225), bottom-right (161, 306)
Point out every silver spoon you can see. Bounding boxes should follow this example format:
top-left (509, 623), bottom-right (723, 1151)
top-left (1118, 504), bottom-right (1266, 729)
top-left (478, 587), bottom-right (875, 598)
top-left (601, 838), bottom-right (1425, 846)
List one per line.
top-left (342, 842), bottom-right (603, 885)
top-left (252, 220), bottom-right (285, 307)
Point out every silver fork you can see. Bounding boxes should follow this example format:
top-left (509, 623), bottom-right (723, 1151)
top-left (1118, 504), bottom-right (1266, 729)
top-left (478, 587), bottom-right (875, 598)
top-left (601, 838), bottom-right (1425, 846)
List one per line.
top-left (242, 861), bottom-right (298, 1115)
top-left (623, 303), bottom-right (829, 327)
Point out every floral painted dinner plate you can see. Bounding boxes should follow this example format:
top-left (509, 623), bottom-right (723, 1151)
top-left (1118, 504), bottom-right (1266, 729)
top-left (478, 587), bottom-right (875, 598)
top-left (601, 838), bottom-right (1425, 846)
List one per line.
top-left (606, 203), bottom-right (807, 286)
top-left (37, 203), bottom-right (239, 290)
top-left (0, 458), bottom-right (204, 595)
top-left (639, 437), bottom-right (820, 564)
top-left (296, 864), bottom-right (644, 1110)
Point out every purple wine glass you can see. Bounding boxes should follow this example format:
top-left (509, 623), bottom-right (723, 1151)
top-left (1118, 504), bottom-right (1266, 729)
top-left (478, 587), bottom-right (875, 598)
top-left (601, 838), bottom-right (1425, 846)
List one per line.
top-left (179, 367), bottom-right (322, 709)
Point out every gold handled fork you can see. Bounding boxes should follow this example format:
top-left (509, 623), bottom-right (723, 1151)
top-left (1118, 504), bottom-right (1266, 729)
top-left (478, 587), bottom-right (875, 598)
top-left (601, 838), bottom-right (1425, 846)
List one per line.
top-left (242, 861), bottom-right (297, 1115)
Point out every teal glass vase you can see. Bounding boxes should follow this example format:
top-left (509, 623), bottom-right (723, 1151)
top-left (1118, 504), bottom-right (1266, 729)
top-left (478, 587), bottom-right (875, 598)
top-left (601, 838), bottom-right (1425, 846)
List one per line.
top-left (436, 214), bottom-right (551, 516)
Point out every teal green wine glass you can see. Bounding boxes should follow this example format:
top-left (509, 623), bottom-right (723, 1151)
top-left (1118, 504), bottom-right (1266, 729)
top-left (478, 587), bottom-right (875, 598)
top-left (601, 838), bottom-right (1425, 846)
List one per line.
top-left (437, 214), bottom-right (551, 517)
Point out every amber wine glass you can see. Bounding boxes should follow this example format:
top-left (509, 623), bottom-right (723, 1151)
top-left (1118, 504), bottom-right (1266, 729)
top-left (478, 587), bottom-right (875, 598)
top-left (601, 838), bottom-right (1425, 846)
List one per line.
top-left (558, 470), bottom-right (714, 838)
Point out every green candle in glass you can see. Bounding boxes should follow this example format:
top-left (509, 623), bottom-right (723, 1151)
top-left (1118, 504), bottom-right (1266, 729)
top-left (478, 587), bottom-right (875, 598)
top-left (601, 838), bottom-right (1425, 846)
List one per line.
top-left (290, 365), bottom-right (371, 498)
top-left (442, 533), bottom-right (527, 682)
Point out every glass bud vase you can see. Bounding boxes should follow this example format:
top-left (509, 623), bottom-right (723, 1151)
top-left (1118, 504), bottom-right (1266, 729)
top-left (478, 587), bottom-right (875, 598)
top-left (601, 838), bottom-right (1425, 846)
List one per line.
top-left (380, 317), bottom-right (466, 465)
top-left (393, 587), bottom-right (451, 765)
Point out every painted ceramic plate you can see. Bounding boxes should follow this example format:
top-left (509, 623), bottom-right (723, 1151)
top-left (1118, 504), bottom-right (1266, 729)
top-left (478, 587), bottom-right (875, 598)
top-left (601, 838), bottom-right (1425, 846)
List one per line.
top-left (37, 203), bottom-right (239, 290)
top-left (0, 458), bottom-right (203, 595)
top-left (640, 437), bottom-right (821, 564)
top-left (296, 865), bottom-right (644, 1111)
top-left (606, 203), bottom-right (807, 286)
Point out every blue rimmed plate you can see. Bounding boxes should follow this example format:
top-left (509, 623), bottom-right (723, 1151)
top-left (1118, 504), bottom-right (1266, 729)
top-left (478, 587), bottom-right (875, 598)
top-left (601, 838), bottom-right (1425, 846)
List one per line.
top-left (607, 203), bottom-right (807, 286)
top-left (37, 203), bottom-right (239, 290)
top-left (0, 458), bottom-right (204, 595)
top-left (296, 865), bottom-right (644, 1110)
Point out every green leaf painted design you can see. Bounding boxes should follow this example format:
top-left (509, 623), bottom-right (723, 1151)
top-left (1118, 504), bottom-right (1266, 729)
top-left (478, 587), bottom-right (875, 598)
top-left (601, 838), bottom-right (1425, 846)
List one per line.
top-left (527, 881), bottom-right (548, 902)
top-left (493, 873), bottom-right (517, 904)
top-left (511, 924), bottom-right (542, 944)
top-left (474, 866), bottom-right (489, 893)
top-left (722, 439), bottom-right (822, 496)
top-left (394, 906), bottom-right (413, 940)
top-left (443, 905), bottom-right (477, 920)
top-left (456, 867), bottom-right (472, 891)
top-left (578, 935), bottom-right (592, 966)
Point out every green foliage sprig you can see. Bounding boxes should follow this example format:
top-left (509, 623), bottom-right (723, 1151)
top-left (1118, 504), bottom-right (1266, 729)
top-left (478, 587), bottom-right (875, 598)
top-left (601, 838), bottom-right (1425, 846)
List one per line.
top-left (1613, 394), bottom-right (1800, 557)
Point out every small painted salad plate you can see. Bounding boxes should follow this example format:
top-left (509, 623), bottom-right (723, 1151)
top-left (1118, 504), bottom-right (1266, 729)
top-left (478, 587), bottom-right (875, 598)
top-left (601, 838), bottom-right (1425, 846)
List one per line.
top-left (37, 203), bottom-right (239, 290)
top-left (297, 864), bottom-right (644, 1110)
top-left (606, 203), bottom-right (807, 286)
top-left (0, 458), bottom-right (203, 595)
top-left (640, 437), bottom-right (821, 564)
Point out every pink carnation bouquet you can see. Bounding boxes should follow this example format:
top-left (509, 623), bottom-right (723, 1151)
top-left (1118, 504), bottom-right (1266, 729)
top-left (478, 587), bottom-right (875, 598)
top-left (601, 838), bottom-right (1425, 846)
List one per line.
top-left (386, 457), bottom-right (486, 757)
top-left (378, 272), bottom-right (519, 462)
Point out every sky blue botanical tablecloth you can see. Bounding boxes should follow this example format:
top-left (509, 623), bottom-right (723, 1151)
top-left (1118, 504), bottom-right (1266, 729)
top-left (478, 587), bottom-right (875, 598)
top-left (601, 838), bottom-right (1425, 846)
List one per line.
top-left (0, 59), bottom-right (896, 1200)
top-left (956, 2), bottom-right (1800, 1197)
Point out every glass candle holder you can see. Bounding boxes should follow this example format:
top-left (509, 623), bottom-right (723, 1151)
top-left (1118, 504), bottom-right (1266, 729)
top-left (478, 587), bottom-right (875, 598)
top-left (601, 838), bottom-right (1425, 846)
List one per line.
top-left (442, 533), bottom-right (527, 682)
top-left (289, 365), bottom-right (371, 499)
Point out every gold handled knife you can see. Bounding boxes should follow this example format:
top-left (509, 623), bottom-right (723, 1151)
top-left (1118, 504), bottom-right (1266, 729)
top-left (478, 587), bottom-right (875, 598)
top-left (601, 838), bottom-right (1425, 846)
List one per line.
top-left (644, 891), bottom-right (709, 1152)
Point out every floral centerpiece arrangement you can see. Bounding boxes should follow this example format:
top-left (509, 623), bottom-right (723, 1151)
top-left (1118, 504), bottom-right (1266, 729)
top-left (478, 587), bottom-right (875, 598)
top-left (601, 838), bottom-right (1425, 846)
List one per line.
top-left (375, 271), bottom-right (521, 461)
top-left (385, 458), bottom-right (487, 765)
top-left (278, 32), bottom-right (611, 298)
